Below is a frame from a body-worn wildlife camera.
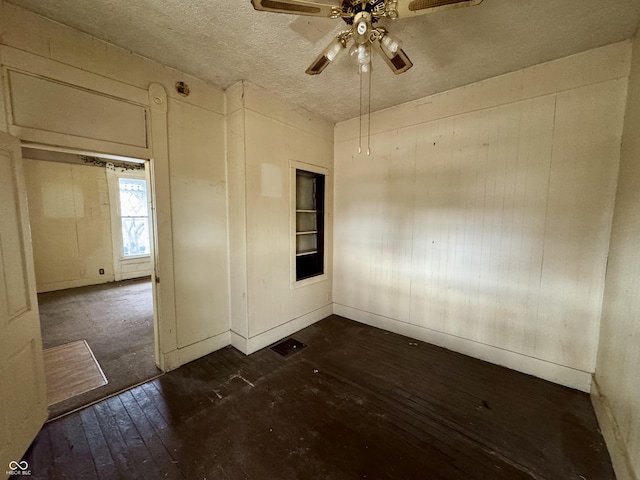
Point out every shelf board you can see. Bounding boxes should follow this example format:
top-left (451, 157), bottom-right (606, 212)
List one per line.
top-left (296, 210), bottom-right (317, 213)
top-left (296, 231), bottom-right (317, 235)
top-left (296, 249), bottom-right (318, 257)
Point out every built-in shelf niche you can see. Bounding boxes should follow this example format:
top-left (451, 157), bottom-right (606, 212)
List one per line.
top-left (295, 169), bottom-right (325, 281)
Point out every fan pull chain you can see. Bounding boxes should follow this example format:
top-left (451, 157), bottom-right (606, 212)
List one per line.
top-left (359, 67), bottom-right (363, 154)
top-left (367, 64), bottom-right (372, 156)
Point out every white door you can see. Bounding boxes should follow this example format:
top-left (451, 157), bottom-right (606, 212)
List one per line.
top-left (0, 131), bottom-right (47, 476)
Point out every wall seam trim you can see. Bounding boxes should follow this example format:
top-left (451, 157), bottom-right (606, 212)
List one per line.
top-left (244, 106), bottom-right (334, 143)
top-left (591, 377), bottom-right (639, 480)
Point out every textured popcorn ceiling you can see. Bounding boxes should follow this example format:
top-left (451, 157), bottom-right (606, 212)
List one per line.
top-left (8, 0), bottom-right (640, 122)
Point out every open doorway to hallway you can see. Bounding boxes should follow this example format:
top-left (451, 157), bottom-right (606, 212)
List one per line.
top-left (22, 146), bottom-right (162, 419)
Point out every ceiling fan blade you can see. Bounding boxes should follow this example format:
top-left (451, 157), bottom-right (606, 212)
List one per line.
top-left (390, 0), bottom-right (482, 18)
top-left (306, 54), bottom-right (332, 75)
top-left (251, 0), bottom-right (341, 17)
top-left (371, 38), bottom-right (413, 75)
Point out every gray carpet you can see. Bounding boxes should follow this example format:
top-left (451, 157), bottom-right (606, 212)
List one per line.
top-left (38, 278), bottom-right (161, 418)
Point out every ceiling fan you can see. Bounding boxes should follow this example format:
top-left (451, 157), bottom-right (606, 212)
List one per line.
top-left (250, 0), bottom-right (482, 75)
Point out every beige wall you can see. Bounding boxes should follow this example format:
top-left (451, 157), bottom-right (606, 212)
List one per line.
top-left (23, 157), bottom-right (153, 293)
top-left (333, 42), bottom-right (630, 392)
top-left (0, 1), bottom-right (229, 370)
top-left (227, 82), bottom-right (334, 354)
top-left (168, 98), bottom-right (229, 349)
top-left (23, 159), bottom-right (115, 292)
top-left (593, 31), bottom-right (640, 480)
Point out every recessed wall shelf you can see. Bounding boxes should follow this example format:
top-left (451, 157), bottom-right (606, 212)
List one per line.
top-left (295, 169), bottom-right (325, 281)
top-left (296, 249), bottom-right (318, 257)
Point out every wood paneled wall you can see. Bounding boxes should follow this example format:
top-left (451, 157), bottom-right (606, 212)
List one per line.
top-left (334, 42), bottom-right (630, 391)
top-left (23, 159), bottom-right (115, 292)
top-left (227, 82), bottom-right (334, 353)
top-left (594, 32), bottom-right (640, 480)
top-left (0, 1), bottom-right (230, 370)
top-left (168, 99), bottom-right (229, 349)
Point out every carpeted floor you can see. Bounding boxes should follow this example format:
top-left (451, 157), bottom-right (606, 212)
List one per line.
top-left (38, 278), bottom-right (161, 418)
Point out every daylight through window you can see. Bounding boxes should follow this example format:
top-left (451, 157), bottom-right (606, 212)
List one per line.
top-left (118, 178), bottom-right (150, 257)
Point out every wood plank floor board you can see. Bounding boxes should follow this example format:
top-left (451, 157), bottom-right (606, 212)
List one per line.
top-left (104, 395), bottom-right (164, 480)
top-left (179, 357), bottom-right (228, 401)
top-left (91, 400), bottom-right (147, 479)
top-left (128, 384), bottom-right (187, 476)
top-left (119, 390), bottom-right (185, 479)
top-left (275, 364), bottom-right (476, 480)
top-left (128, 385), bottom-right (171, 436)
top-left (150, 367), bottom-right (217, 424)
top-left (78, 407), bottom-right (120, 480)
top-left (23, 315), bottom-right (615, 479)
top-left (141, 381), bottom-right (175, 427)
top-left (22, 427), bottom-right (55, 479)
top-left (299, 359), bottom-right (528, 479)
top-left (296, 324), bottom-right (602, 479)
top-left (47, 413), bottom-right (99, 479)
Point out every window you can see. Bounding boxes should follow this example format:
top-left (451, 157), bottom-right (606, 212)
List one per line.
top-left (118, 178), bottom-right (150, 257)
top-left (295, 169), bottom-right (325, 281)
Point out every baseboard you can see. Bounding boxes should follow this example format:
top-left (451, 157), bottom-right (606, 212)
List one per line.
top-left (235, 304), bottom-right (333, 355)
top-left (230, 330), bottom-right (248, 353)
top-left (37, 276), bottom-right (116, 293)
top-left (591, 379), bottom-right (638, 480)
top-left (334, 303), bottom-right (592, 392)
top-left (160, 330), bottom-right (231, 371)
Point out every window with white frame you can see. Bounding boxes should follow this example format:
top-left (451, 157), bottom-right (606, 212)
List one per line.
top-left (118, 178), bottom-right (150, 257)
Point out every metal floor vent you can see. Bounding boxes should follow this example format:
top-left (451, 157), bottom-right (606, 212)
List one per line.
top-left (271, 338), bottom-right (307, 357)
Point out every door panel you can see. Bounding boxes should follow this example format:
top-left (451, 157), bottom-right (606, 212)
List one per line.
top-left (0, 154), bottom-right (30, 318)
top-left (0, 131), bottom-right (47, 478)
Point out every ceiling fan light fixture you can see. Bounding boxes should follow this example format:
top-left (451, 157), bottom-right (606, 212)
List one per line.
top-left (252, 0), bottom-right (480, 78)
top-left (350, 43), bottom-right (371, 67)
top-left (380, 30), bottom-right (402, 55)
top-left (325, 37), bottom-right (347, 62)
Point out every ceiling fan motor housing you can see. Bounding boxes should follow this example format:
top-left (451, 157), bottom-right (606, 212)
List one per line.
top-left (341, 0), bottom-right (385, 25)
top-left (353, 12), bottom-right (373, 44)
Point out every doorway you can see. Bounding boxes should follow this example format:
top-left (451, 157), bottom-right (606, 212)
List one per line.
top-left (21, 146), bottom-right (162, 419)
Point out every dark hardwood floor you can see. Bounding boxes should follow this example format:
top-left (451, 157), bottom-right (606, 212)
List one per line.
top-left (23, 315), bottom-right (614, 479)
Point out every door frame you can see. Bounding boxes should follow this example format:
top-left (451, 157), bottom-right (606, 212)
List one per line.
top-left (2, 46), bottom-right (178, 370)
top-left (21, 143), bottom-right (163, 369)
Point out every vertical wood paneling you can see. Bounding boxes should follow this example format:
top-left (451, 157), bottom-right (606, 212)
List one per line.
top-left (244, 104), bottom-right (333, 338)
top-left (335, 52), bottom-right (626, 377)
top-left (227, 106), bottom-right (249, 339)
top-left (537, 79), bottom-right (626, 371)
top-left (237, 84), bottom-right (333, 341)
top-left (595, 31), bottom-right (640, 480)
top-left (23, 159), bottom-right (115, 292)
top-left (168, 99), bottom-right (230, 348)
top-left (403, 97), bottom-right (555, 357)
